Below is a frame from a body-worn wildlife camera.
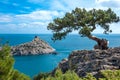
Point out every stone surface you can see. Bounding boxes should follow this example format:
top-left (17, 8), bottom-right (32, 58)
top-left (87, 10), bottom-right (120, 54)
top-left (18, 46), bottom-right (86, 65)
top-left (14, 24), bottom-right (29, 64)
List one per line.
top-left (11, 36), bottom-right (56, 55)
top-left (58, 47), bottom-right (120, 77)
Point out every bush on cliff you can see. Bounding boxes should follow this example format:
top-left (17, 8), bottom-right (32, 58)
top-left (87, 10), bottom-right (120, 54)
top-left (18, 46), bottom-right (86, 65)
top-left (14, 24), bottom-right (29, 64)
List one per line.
top-left (34, 68), bottom-right (120, 80)
top-left (99, 70), bottom-right (120, 80)
top-left (34, 69), bottom-right (80, 80)
top-left (0, 44), bottom-right (30, 80)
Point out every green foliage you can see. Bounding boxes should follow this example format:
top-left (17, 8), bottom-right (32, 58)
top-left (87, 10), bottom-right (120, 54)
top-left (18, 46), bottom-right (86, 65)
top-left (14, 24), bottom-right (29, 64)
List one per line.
top-left (34, 72), bottom-right (50, 80)
top-left (47, 8), bottom-right (120, 41)
top-left (34, 68), bottom-right (120, 80)
top-left (39, 69), bottom-right (80, 80)
top-left (82, 74), bottom-right (96, 80)
top-left (0, 44), bottom-right (14, 80)
top-left (12, 70), bottom-right (30, 80)
top-left (62, 70), bottom-right (80, 80)
top-left (99, 70), bottom-right (120, 80)
top-left (0, 44), bottom-right (30, 80)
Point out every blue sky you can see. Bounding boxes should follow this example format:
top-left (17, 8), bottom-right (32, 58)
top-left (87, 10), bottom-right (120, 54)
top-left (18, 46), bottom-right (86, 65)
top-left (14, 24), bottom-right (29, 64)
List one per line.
top-left (0, 0), bottom-right (120, 34)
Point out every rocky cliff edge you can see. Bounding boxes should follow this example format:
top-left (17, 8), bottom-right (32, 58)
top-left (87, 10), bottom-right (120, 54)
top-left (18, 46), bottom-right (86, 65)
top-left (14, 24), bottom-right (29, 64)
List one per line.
top-left (58, 47), bottom-right (120, 78)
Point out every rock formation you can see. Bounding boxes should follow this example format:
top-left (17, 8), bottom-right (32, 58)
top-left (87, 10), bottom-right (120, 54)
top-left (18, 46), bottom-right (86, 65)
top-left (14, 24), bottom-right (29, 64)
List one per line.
top-left (11, 36), bottom-right (56, 55)
top-left (58, 47), bottom-right (120, 78)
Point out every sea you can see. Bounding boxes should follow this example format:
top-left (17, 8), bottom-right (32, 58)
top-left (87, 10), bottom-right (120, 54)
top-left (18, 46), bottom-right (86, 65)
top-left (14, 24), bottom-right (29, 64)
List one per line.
top-left (0, 34), bottom-right (120, 78)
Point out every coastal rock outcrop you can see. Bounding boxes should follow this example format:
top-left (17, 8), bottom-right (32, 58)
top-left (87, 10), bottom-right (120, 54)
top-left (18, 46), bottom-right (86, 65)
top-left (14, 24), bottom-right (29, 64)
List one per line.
top-left (11, 36), bottom-right (56, 55)
top-left (58, 47), bottom-right (120, 78)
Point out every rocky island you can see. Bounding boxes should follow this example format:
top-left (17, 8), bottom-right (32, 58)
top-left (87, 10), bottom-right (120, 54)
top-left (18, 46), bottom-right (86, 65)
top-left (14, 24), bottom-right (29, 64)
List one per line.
top-left (11, 36), bottom-right (56, 55)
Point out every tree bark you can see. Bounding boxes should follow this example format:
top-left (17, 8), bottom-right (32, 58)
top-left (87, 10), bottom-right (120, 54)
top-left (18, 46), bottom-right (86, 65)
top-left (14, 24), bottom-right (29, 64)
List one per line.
top-left (88, 35), bottom-right (109, 50)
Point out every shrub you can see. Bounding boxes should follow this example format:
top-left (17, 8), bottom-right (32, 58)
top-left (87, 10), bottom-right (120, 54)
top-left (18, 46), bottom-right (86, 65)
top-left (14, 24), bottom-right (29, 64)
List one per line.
top-left (34, 68), bottom-right (120, 80)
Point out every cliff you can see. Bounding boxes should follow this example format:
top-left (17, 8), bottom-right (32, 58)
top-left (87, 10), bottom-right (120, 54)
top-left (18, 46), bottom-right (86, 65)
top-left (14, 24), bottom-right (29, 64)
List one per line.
top-left (11, 36), bottom-right (56, 55)
top-left (58, 47), bottom-right (120, 78)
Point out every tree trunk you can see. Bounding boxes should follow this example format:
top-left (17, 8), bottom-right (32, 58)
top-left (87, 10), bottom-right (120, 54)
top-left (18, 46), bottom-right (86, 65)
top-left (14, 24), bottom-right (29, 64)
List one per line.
top-left (88, 35), bottom-right (109, 50)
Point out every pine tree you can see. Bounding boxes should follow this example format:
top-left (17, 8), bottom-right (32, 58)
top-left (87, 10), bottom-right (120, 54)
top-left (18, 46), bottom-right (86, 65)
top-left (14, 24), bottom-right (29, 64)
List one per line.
top-left (48, 8), bottom-right (120, 50)
top-left (0, 44), bottom-right (30, 80)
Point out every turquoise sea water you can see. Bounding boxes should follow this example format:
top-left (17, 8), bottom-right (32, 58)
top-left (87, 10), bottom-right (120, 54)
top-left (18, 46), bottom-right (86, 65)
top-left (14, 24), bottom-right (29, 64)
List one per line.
top-left (0, 34), bottom-right (120, 78)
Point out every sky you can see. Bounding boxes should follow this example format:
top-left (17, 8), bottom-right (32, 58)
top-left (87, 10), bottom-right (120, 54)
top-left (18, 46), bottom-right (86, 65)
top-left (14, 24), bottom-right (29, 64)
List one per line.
top-left (0, 0), bottom-right (120, 34)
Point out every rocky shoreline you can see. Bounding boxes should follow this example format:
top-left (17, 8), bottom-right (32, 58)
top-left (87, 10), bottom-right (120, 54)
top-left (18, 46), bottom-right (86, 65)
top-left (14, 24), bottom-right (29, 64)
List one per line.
top-left (57, 47), bottom-right (120, 78)
top-left (11, 36), bottom-right (56, 55)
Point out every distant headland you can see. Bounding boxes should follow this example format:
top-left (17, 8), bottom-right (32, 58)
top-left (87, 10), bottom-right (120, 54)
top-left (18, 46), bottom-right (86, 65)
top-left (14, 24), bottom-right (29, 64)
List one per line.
top-left (11, 36), bottom-right (56, 55)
